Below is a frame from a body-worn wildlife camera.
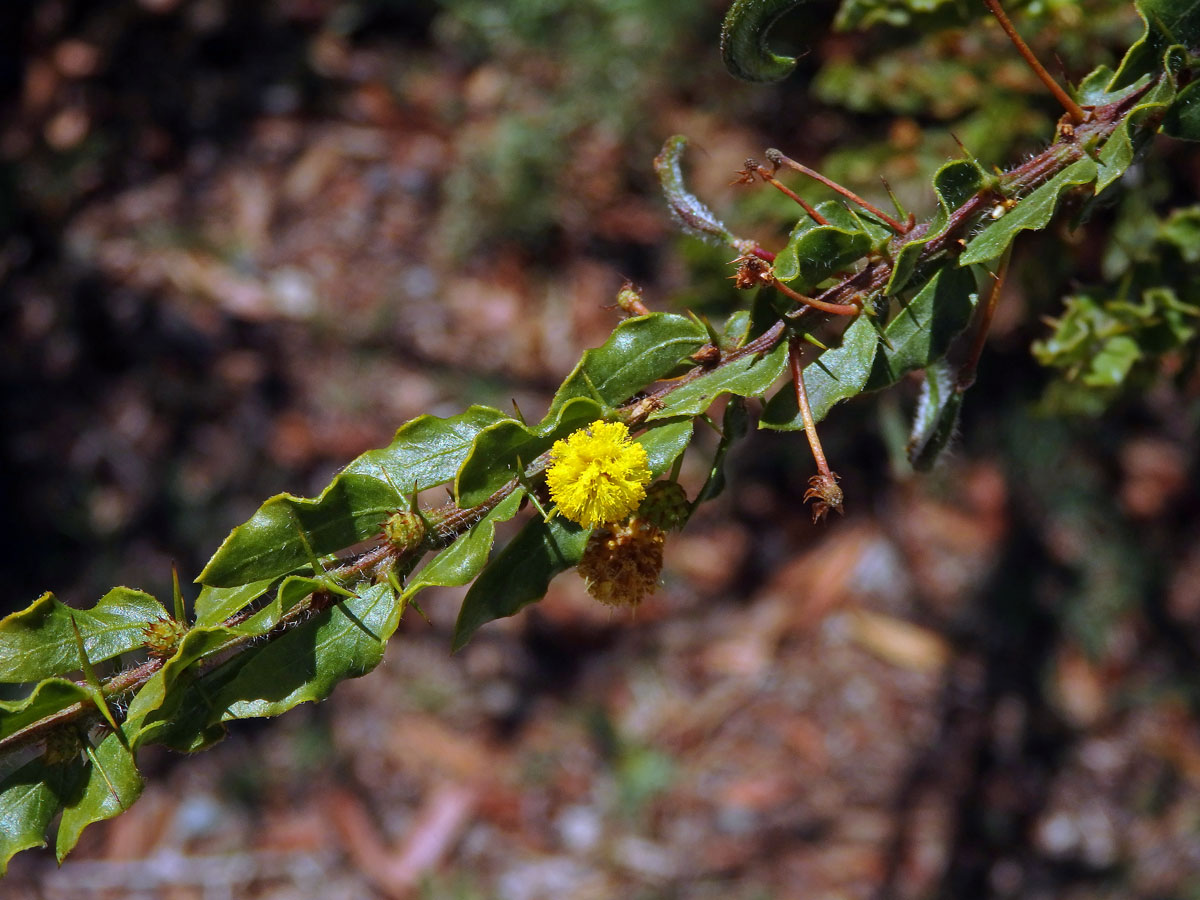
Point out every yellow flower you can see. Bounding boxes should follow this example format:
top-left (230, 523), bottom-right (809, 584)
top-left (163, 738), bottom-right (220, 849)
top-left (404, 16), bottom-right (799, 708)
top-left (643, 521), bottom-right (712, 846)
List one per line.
top-left (546, 420), bottom-right (651, 528)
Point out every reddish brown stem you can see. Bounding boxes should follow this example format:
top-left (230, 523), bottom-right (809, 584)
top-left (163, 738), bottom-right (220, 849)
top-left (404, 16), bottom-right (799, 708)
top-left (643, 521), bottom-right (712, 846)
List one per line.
top-left (789, 338), bottom-right (844, 522)
top-left (771, 273), bottom-right (861, 316)
top-left (983, 0), bottom-right (1086, 124)
top-left (753, 164), bottom-right (829, 225)
top-left (958, 246), bottom-right (1012, 391)
top-left (767, 150), bottom-right (911, 234)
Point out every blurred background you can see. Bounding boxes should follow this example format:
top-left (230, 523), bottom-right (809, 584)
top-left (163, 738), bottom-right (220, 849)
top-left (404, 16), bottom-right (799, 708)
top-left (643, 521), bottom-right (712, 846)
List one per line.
top-left (3, 0), bottom-right (1199, 897)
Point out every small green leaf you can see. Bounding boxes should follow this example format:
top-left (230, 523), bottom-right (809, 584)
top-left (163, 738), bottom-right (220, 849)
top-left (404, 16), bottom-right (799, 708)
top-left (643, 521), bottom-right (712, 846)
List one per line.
top-left (547, 313), bottom-right (708, 420)
top-left (0, 678), bottom-right (91, 744)
top-left (773, 201), bottom-right (876, 291)
top-left (198, 406), bottom-right (510, 588)
top-left (888, 159), bottom-right (988, 294)
top-left (637, 418), bottom-right (695, 477)
top-left (654, 136), bottom-right (738, 245)
top-left (694, 397), bottom-right (750, 506)
top-left (193, 579), bottom-right (278, 627)
top-left (455, 397), bottom-right (602, 508)
top-left (55, 732), bottom-right (143, 861)
top-left (1112, 0), bottom-right (1200, 87)
top-left (720, 0), bottom-right (804, 82)
top-left (1163, 79), bottom-right (1200, 141)
top-left (214, 582), bottom-right (402, 720)
top-left (650, 338), bottom-right (788, 420)
top-left (760, 314), bottom-right (881, 429)
top-left (0, 756), bottom-right (84, 875)
top-left (404, 490), bottom-right (526, 598)
top-left (0, 589), bottom-right (165, 683)
top-left (865, 265), bottom-right (979, 391)
top-left (453, 517), bottom-right (590, 651)
top-left (961, 157), bottom-right (1098, 266)
top-left (907, 361), bottom-right (962, 471)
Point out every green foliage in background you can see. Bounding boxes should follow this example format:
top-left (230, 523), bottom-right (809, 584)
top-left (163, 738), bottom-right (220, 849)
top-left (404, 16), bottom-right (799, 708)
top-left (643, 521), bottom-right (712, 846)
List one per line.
top-left (3, 0), bottom-right (1199, 874)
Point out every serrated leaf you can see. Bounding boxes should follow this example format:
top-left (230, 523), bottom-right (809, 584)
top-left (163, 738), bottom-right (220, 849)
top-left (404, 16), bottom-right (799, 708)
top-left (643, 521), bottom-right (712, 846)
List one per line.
top-left (55, 732), bottom-right (143, 861)
top-left (455, 397), bottom-right (602, 508)
top-left (198, 406), bottom-right (510, 588)
top-left (547, 313), bottom-right (708, 420)
top-left (452, 516), bottom-right (590, 651)
top-left (650, 338), bottom-right (788, 420)
top-left (773, 201), bottom-right (876, 291)
top-left (0, 756), bottom-right (84, 876)
top-left (654, 136), bottom-right (738, 244)
top-left (907, 361), bottom-right (963, 471)
top-left (0, 678), bottom-right (91, 744)
top-left (0, 589), bottom-right (166, 683)
top-left (865, 265), bottom-right (979, 391)
top-left (960, 157), bottom-right (1098, 266)
top-left (404, 490), bottom-right (526, 598)
top-left (760, 314), bottom-right (881, 430)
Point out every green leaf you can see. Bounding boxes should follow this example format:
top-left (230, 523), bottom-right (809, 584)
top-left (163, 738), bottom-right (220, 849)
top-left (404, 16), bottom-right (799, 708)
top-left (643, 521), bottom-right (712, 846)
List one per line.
top-left (865, 265), bottom-right (979, 391)
top-left (694, 397), bottom-right (750, 506)
top-left (0, 756), bottom-right (84, 876)
top-left (0, 678), bottom-right (91, 744)
top-left (654, 136), bottom-right (738, 245)
top-left (907, 361), bottom-right (963, 471)
top-left (960, 157), bottom-right (1098, 266)
top-left (125, 574), bottom-right (343, 748)
top-left (214, 583), bottom-right (403, 720)
top-left (198, 406), bottom-right (510, 588)
top-left (650, 338), bottom-right (789, 420)
top-left (193, 579), bottom-right (278, 627)
top-left (547, 313), bottom-right (707, 420)
top-left (1163, 79), bottom-right (1200, 141)
top-left (0, 589), bottom-right (166, 683)
top-left (404, 490), bottom-right (526, 598)
top-left (773, 201), bottom-right (876, 291)
top-left (888, 159), bottom-right (988, 295)
top-left (1112, 0), bottom-right (1200, 87)
top-left (455, 397), bottom-right (602, 508)
top-left (1095, 72), bottom-right (1180, 191)
top-left (720, 0), bottom-right (804, 82)
top-left (760, 314), bottom-right (882, 429)
top-left (453, 517), bottom-right (590, 651)
top-left (55, 732), bottom-right (143, 861)
top-left (637, 418), bottom-right (695, 477)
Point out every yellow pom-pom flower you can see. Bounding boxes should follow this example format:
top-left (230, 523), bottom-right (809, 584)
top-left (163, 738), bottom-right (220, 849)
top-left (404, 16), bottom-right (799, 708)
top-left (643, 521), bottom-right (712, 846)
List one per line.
top-left (546, 420), bottom-right (651, 528)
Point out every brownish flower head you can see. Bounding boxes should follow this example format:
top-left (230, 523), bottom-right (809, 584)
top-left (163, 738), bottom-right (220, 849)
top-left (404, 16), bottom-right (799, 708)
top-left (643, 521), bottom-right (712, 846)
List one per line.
top-left (577, 517), bottom-right (665, 609)
top-left (731, 254), bottom-right (771, 290)
top-left (804, 472), bottom-right (844, 523)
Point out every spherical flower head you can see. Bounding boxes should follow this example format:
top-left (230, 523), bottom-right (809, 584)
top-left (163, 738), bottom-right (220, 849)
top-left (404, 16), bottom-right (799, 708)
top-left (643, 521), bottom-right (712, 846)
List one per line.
top-left (577, 517), bottom-right (665, 608)
top-left (546, 420), bottom-right (651, 528)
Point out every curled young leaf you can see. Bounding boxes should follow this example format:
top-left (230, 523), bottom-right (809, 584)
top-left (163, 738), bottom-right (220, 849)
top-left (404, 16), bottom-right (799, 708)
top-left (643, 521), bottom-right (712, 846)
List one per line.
top-left (721, 0), bottom-right (805, 82)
